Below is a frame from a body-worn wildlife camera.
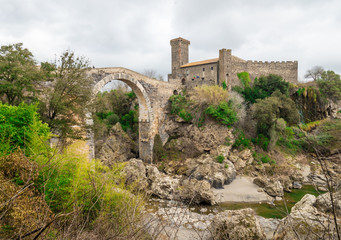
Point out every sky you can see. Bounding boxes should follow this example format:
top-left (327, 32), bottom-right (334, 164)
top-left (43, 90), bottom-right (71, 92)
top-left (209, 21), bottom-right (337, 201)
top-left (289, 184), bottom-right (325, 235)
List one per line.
top-left (1, 0), bottom-right (340, 82)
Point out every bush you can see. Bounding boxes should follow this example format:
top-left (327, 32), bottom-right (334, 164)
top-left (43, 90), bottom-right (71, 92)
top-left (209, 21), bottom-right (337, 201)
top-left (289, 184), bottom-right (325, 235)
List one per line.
top-left (190, 85), bottom-right (229, 106)
top-left (169, 93), bottom-right (193, 122)
top-left (120, 110), bottom-right (138, 134)
top-left (233, 130), bottom-right (252, 150)
top-left (253, 152), bottom-right (276, 165)
top-left (252, 134), bottom-right (270, 151)
top-left (0, 102), bottom-right (50, 156)
top-left (106, 113), bottom-right (119, 126)
top-left (205, 101), bottom-right (238, 127)
top-left (233, 73), bottom-right (289, 104)
top-left (216, 154), bottom-right (225, 163)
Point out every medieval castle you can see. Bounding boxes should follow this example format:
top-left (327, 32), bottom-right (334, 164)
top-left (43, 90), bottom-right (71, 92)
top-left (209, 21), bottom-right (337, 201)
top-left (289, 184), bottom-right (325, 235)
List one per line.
top-left (168, 37), bottom-right (298, 88)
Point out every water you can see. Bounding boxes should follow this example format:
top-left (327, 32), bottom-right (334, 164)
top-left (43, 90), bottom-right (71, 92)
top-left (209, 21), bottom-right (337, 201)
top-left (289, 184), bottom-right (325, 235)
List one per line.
top-left (219, 185), bottom-right (323, 219)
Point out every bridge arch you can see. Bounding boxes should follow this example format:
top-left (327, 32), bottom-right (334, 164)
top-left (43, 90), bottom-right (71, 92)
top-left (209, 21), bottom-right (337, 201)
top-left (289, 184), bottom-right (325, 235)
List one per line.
top-left (89, 69), bottom-right (157, 163)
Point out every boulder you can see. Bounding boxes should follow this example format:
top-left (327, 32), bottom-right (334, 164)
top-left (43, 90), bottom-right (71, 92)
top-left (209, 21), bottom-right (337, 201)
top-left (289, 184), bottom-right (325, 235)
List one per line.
top-left (264, 180), bottom-right (284, 197)
top-left (146, 165), bottom-right (161, 183)
top-left (122, 159), bottom-right (148, 189)
top-left (315, 190), bottom-right (341, 216)
top-left (292, 181), bottom-right (302, 189)
top-left (228, 149), bottom-right (253, 171)
top-left (274, 194), bottom-right (338, 240)
top-left (278, 175), bottom-right (293, 192)
top-left (179, 178), bottom-right (216, 205)
top-left (185, 154), bottom-right (236, 188)
top-left (96, 123), bottom-right (137, 165)
top-left (150, 175), bottom-right (180, 200)
top-left (253, 177), bottom-right (268, 188)
top-left (210, 208), bottom-right (266, 240)
top-left (253, 177), bottom-right (284, 197)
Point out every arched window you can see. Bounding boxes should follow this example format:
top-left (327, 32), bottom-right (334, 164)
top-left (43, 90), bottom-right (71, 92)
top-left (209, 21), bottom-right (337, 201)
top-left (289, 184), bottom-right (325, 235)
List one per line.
top-left (181, 78), bottom-right (186, 85)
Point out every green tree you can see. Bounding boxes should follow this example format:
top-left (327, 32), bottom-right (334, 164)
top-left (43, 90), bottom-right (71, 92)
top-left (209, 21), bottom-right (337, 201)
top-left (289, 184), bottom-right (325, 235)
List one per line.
top-left (252, 91), bottom-right (299, 138)
top-left (0, 43), bottom-right (42, 105)
top-left (38, 50), bottom-right (92, 140)
top-left (317, 70), bottom-right (341, 102)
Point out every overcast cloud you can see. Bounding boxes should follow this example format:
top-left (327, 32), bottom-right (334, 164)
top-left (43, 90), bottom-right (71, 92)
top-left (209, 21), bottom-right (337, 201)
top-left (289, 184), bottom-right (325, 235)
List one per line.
top-left (1, 0), bottom-right (340, 81)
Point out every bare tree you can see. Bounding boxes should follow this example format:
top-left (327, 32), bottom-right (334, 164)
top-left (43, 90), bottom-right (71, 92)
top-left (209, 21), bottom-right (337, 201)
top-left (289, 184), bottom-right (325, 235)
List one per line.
top-left (304, 66), bottom-right (324, 81)
top-left (143, 69), bottom-right (164, 81)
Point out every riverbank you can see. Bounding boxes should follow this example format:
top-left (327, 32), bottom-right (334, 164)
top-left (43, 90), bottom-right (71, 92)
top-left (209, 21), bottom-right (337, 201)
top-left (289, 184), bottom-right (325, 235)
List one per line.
top-left (212, 176), bottom-right (273, 203)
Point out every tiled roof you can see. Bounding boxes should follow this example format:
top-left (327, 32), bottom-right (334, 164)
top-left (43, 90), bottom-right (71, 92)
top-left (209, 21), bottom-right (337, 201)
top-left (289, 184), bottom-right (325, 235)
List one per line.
top-left (181, 58), bottom-right (219, 68)
top-left (181, 56), bottom-right (245, 68)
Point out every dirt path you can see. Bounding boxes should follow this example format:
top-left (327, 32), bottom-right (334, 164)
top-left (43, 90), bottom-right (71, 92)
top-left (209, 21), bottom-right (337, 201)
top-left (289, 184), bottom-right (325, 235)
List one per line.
top-left (212, 176), bottom-right (272, 203)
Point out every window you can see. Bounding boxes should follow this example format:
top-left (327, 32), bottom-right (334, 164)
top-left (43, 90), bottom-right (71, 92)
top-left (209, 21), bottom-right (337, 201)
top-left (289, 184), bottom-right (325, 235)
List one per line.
top-left (203, 68), bottom-right (205, 71)
top-left (202, 77), bottom-right (204, 81)
top-left (182, 78), bottom-right (186, 85)
top-left (211, 66), bottom-right (214, 70)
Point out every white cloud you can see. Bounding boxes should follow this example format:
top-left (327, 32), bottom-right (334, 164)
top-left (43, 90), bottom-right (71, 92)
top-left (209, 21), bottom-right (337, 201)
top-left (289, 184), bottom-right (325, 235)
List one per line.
top-left (0, 0), bottom-right (340, 81)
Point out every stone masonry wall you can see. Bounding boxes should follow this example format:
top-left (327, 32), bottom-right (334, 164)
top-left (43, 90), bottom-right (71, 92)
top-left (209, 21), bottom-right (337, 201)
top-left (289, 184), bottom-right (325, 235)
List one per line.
top-left (229, 60), bottom-right (298, 86)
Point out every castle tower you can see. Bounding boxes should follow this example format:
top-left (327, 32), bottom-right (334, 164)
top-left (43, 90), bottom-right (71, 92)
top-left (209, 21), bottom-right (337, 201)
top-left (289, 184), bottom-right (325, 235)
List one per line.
top-left (170, 37), bottom-right (190, 78)
top-left (218, 48), bottom-right (232, 88)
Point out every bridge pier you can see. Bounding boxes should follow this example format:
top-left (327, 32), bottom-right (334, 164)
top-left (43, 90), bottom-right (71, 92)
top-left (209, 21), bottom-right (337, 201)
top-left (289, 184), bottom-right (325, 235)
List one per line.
top-left (139, 120), bottom-right (154, 163)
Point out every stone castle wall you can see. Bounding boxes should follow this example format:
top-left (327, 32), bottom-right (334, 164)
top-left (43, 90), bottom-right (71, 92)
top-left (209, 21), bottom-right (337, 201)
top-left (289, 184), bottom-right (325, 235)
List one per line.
top-left (229, 60), bottom-right (298, 86)
top-left (168, 37), bottom-right (298, 88)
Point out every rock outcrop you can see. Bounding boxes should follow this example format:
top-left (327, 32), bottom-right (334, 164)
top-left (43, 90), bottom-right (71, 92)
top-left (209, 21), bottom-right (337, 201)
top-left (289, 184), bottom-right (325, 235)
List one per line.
top-left (179, 178), bottom-right (217, 205)
top-left (122, 158), bottom-right (148, 189)
top-left (164, 118), bottom-right (234, 157)
top-left (96, 123), bottom-right (137, 165)
top-left (122, 158), bottom-right (217, 205)
top-left (273, 194), bottom-right (339, 240)
top-left (185, 154), bottom-right (236, 188)
top-left (253, 177), bottom-right (284, 197)
top-left (315, 190), bottom-right (341, 216)
top-left (228, 149), bottom-right (254, 171)
top-left (150, 175), bottom-right (180, 200)
top-left (210, 208), bottom-right (266, 240)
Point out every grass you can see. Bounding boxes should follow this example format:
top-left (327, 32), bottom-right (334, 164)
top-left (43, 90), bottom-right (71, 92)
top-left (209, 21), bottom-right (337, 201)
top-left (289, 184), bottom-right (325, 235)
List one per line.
top-left (220, 185), bottom-right (323, 219)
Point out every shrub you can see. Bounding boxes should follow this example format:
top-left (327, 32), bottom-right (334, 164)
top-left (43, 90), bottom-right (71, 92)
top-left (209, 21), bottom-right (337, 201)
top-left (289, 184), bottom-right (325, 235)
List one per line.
top-left (120, 110), bottom-right (138, 134)
top-left (233, 130), bottom-right (252, 150)
top-left (106, 113), bottom-right (119, 126)
top-left (169, 93), bottom-right (193, 122)
top-left (253, 152), bottom-right (275, 165)
top-left (252, 134), bottom-right (270, 151)
top-left (190, 85), bottom-right (229, 107)
top-left (233, 73), bottom-right (289, 104)
top-left (237, 72), bottom-right (251, 88)
top-left (0, 102), bottom-right (50, 156)
top-left (216, 154), bottom-right (225, 163)
top-left (205, 101), bottom-right (238, 127)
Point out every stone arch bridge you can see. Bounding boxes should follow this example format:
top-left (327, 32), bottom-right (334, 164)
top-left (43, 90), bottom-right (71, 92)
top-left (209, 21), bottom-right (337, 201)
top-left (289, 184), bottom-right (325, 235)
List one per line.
top-left (87, 67), bottom-right (178, 163)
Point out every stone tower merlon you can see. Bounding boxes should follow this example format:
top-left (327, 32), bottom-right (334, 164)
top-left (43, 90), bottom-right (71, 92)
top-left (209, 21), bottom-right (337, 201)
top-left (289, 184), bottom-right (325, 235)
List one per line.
top-left (170, 37), bottom-right (190, 78)
top-left (218, 48), bottom-right (232, 87)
